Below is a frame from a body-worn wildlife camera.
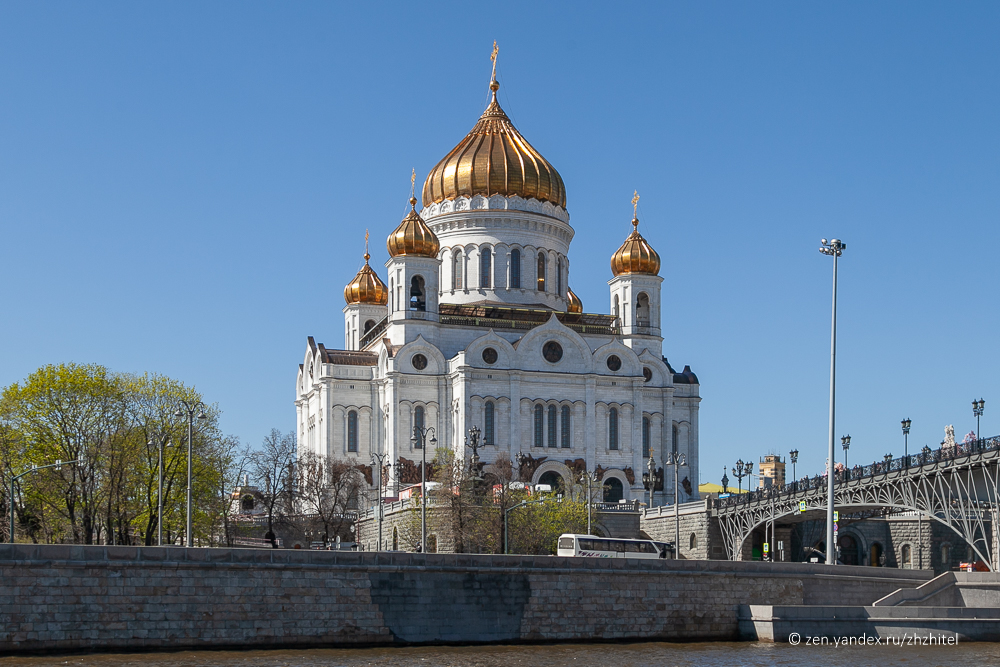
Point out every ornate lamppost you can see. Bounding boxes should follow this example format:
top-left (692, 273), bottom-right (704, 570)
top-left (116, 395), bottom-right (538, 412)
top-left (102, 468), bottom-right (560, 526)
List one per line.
top-left (410, 425), bottom-right (436, 553)
top-left (841, 435), bottom-right (851, 471)
top-left (901, 418), bottom-right (911, 465)
top-left (515, 451), bottom-right (528, 482)
top-left (973, 399), bottom-right (985, 440)
top-left (641, 449), bottom-right (656, 509)
top-left (721, 467), bottom-right (729, 494)
top-left (465, 425), bottom-right (489, 480)
top-left (789, 450), bottom-right (798, 488)
top-left (665, 451), bottom-right (687, 557)
top-left (731, 459), bottom-right (752, 494)
top-left (174, 400), bottom-right (207, 547)
top-left (147, 435), bottom-right (172, 546)
top-left (370, 451), bottom-right (389, 552)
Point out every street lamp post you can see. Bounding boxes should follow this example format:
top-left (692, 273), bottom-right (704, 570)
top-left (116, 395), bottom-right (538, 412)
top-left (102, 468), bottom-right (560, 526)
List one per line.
top-left (819, 237), bottom-right (846, 566)
top-left (465, 425), bottom-right (489, 479)
top-left (410, 425), bottom-right (437, 553)
top-left (841, 435), bottom-right (851, 471)
top-left (642, 450), bottom-right (657, 509)
top-left (789, 450), bottom-right (799, 488)
top-left (147, 436), bottom-right (172, 546)
top-left (732, 459), bottom-right (752, 494)
top-left (174, 401), bottom-right (207, 547)
top-left (370, 451), bottom-right (388, 552)
top-left (973, 399), bottom-right (985, 440)
top-left (665, 452), bottom-right (687, 557)
top-left (901, 419), bottom-right (911, 465)
top-left (9, 460), bottom-right (79, 543)
top-left (504, 498), bottom-right (545, 555)
top-left (721, 468), bottom-right (729, 494)
top-left (579, 469), bottom-right (598, 535)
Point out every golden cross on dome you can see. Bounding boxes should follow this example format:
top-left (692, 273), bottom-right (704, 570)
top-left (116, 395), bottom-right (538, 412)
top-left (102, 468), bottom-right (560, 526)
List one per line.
top-left (410, 169), bottom-right (416, 198)
top-left (631, 190), bottom-right (640, 226)
top-left (364, 229), bottom-right (370, 262)
top-left (491, 40), bottom-right (499, 81)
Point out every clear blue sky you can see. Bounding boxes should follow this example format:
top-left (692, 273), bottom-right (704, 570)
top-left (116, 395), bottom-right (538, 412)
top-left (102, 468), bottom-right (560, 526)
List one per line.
top-left (1, 2), bottom-right (997, 486)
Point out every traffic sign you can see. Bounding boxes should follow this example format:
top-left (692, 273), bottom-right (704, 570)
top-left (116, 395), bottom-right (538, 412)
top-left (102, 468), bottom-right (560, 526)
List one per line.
top-left (763, 543), bottom-right (770, 553)
top-left (799, 501), bottom-right (806, 512)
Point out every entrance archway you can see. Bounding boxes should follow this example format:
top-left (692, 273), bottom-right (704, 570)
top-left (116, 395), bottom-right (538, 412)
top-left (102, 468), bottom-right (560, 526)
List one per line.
top-left (603, 478), bottom-right (624, 503)
top-left (870, 541), bottom-right (884, 567)
top-left (538, 471), bottom-right (563, 492)
top-left (838, 533), bottom-right (860, 565)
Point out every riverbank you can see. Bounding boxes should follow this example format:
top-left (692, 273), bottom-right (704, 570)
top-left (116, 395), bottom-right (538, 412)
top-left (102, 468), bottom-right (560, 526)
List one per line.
top-left (0, 544), bottom-right (931, 655)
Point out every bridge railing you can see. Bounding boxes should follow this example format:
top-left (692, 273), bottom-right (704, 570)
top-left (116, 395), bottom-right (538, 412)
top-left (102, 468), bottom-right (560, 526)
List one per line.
top-left (716, 434), bottom-right (1000, 510)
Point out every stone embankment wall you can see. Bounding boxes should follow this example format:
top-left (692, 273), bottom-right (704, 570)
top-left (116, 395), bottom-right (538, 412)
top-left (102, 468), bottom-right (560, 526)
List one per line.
top-left (0, 544), bottom-right (932, 655)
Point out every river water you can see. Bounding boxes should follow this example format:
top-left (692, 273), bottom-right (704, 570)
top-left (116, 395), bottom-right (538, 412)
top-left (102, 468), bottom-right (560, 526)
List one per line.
top-left (1, 642), bottom-right (997, 667)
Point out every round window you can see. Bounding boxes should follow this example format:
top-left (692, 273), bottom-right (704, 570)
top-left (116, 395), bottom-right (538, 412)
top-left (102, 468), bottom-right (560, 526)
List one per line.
top-left (542, 341), bottom-right (563, 363)
top-left (643, 366), bottom-right (653, 383)
top-left (482, 347), bottom-right (498, 365)
top-left (606, 355), bottom-right (622, 371)
top-left (411, 353), bottom-right (427, 370)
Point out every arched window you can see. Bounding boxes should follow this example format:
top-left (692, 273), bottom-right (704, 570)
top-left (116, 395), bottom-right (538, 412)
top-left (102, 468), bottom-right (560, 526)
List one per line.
top-left (642, 417), bottom-right (651, 459)
top-left (548, 405), bottom-right (557, 448)
top-left (392, 526), bottom-right (398, 551)
top-left (561, 406), bottom-right (571, 448)
top-left (556, 258), bottom-right (563, 296)
top-left (480, 245), bottom-right (492, 288)
top-left (690, 533), bottom-right (697, 550)
top-left (347, 410), bottom-right (359, 453)
top-left (636, 292), bottom-right (650, 326)
top-left (484, 401), bottom-right (495, 446)
top-left (672, 424), bottom-right (679, 455)
top-left (510, 249), bottom-right (521, 288)
top-left (363, 319), bottom-right (376, 334)
top-left (452, 251), bottom-right (463, 290)
top-left (241, 495), bottom-right (255, 512)
top-left (409, 275), bottom-right (426, 311)
top-left (536, 252), bottom-right (546, 292)
top-left (901, 544), bottom-right (912, 569)
top-left (534, 404), bottom-right (543, 447)
top-left (609, 408), bottom-right (619, 450)
top-left (414, 406), bottom-right (425, 448)
top-left (613, 295), bottom-right (620, 322)
top-left (941, 543), bottom-right (951, 566)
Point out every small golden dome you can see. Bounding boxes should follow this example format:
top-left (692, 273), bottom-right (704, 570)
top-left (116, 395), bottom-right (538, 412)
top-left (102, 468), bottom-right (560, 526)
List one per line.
top-left (422, 81), bottom-right (566, 210)
top-left (386, 197), bottom-right (441, 258)
top-left (610, 217), bottom-right (661, 277)
top-left (344, 248), bottom-right (388, 305)
top-left (566, 286), bottom-right (583, 313)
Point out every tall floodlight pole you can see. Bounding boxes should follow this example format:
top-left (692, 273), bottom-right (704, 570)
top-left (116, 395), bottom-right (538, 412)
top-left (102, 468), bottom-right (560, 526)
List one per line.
top-left (411, 425), bottom-right (436, 553)
top-left (666, 452), bottom-right (686, 557)
top-left (175, 401), bottom-right (207, 547)
top-left (148, 436), bottom-right (172, 546)
top-left (819, 238), bottom-right (846, 565)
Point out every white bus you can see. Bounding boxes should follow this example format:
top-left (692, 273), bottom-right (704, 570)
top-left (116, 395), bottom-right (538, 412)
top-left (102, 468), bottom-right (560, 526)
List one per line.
top-left (557, 534), bottom-right (674, 559)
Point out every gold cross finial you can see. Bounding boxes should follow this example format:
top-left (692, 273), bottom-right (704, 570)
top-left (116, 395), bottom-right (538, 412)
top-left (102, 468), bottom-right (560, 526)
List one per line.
top-left (631, 190), bottom-right (640, 226)
top-left (489, 41), bottom-right (500, 94)
top-left (364, 229), bottom-right (370, 262)
top-left (410, 168), bottom-right (416, 197)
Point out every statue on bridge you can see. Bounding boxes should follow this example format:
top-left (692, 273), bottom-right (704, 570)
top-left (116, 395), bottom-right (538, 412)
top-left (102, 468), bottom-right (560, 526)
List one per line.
top-left (943, 424), bottom-right (956, 452)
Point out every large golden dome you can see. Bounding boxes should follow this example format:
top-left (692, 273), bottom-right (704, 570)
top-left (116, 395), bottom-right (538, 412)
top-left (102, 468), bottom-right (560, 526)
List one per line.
top-left (610, 217), bottom-right (661, 277)
top-left (387, 197), bottom-right (441, 258)
top-left (566, 286), bottom-right (583, 313)
top-left (422, 81), bottom-right (566, 210)
top-left (344, 249), bottom-right (388, 305)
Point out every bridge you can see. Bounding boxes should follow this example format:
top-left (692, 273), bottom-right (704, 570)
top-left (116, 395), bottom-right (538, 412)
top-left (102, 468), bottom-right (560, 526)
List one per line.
top-left (715, 435), bottom-right (1000, 569)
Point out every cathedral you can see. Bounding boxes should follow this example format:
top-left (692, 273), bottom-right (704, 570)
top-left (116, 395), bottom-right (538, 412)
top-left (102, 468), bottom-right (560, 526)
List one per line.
top-left (296, 60), bottom-right (701, 505)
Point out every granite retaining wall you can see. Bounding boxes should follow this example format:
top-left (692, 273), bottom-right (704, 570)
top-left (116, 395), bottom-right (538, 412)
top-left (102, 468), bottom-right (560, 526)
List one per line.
top-left (0, 544), bottom-right (933, 654)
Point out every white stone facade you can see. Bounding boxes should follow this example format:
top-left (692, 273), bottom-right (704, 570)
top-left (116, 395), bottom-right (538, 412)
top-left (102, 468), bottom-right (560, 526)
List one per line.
top-left (297, 195), bottom-right (701, 506)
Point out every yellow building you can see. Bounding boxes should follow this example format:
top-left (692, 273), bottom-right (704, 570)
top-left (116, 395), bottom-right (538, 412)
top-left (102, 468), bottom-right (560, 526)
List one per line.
top-left (758, 454), bottom-right (786, 489)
